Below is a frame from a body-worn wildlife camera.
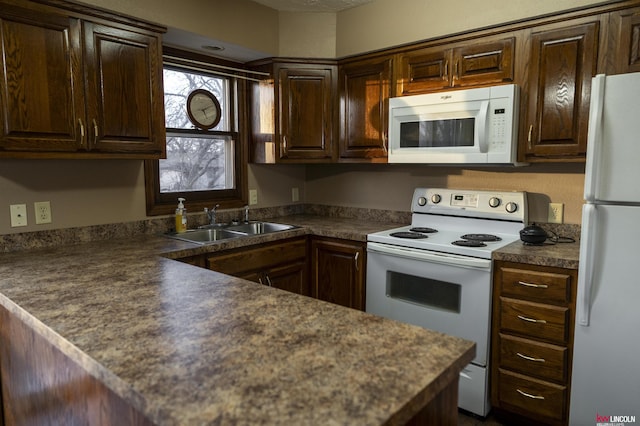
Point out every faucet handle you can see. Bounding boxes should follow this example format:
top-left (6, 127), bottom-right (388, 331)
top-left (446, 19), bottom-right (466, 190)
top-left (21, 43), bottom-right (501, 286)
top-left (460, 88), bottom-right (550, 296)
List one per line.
top-left (244, 205), bottom-right (250, 223)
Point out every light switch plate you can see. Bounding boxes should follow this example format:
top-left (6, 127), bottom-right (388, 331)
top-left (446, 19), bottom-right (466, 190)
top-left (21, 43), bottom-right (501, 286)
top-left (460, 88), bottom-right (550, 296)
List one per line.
top-left (10, 204), bottom-right (28, 227)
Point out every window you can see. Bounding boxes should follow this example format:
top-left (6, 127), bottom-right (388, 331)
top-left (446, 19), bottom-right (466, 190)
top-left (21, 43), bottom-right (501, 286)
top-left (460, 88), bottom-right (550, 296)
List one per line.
top-left (144, 52), bottom-right (247, 216)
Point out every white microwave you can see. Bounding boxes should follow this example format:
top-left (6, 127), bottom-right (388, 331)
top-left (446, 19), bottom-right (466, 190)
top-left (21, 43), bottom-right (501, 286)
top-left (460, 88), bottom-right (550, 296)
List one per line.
top-left (388, 84), bottom-right (524, 165)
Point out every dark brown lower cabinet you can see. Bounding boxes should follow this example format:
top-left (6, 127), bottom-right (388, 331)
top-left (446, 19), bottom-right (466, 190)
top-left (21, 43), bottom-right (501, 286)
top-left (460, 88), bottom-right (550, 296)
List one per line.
top-left (0, 305), bottom-right (152, 426)
top-left (491, 261), bottom-right (577, 426)
top-left (205, 237), bottom-right (309, 296)
top-left (310, 237), bottom-right (366, 311)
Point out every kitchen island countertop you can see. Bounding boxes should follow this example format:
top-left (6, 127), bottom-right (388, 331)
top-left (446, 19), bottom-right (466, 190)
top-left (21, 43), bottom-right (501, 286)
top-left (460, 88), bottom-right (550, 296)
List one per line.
top-left (0, 232), bottom-right (474, 425)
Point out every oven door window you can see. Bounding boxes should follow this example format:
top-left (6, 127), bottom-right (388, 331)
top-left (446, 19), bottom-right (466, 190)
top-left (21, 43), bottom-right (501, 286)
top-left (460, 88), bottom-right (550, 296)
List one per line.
top-left (386, 270), bottom-right (461, 313)
top-left (399, 118), bottom-right (475, 148)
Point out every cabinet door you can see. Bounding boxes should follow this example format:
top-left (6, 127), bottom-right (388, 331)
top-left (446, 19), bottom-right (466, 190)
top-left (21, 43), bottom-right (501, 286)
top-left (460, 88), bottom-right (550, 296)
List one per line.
top-left (611, 7), bottom-right (640, 73)
top-left (0, 6), bottom-right (84, 152)
top-left (396, 37), bottom-right (514, 95)
top-left (453, 38), bottom-right (514, 87)
top-left (310, 238), bottom-right (365, 311)
top-left (338, 57), bottom-right (391, 161)
top-left (396, 48), bottom-right (451, 95)
top-left (523, 22), bottom-right (598, 161)
top-left (264, 262), bottom-right (308, 296)
top-left (83, 22), bottom-right (165, 156)
top-left (277, 64), bottom-right (335, 161)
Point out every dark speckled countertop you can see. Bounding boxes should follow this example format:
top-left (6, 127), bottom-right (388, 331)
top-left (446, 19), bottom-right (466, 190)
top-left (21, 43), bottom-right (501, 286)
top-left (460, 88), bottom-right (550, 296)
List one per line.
top-left (0, 216), bottom-right (475, 426)
top-left (493, 239), bottom-right (580, 269)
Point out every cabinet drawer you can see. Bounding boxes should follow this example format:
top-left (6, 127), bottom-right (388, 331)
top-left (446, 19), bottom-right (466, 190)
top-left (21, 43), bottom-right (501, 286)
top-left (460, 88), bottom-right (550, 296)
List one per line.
top-left (497, 369), bottom-right (566, 421)
top-left (499, 334), bottom-right (568, 383)
top-left (500, 298), bottom-right (569, 344)
top-left (206, 239), bottom-right (306, 276)
top-left (499, 267), bottom-right (571, 304)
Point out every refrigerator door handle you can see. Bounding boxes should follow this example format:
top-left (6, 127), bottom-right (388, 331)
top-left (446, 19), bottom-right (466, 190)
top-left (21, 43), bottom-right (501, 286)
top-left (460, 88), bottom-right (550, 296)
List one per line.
top-left (577, 204), bottom-right (597, 326)
top-left (584, 74), bottom-right (606, 202)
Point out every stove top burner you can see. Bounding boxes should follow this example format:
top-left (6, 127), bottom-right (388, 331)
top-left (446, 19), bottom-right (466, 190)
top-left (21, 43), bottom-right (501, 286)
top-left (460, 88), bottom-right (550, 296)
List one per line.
top-left (460, 233), bottom-right (502, 242)
top-left (409, 227), bottom-right (438, 234)
top-left (452, 239), bottom-right (487, 247)
top-left (390, 232), bottom-right (429, 239)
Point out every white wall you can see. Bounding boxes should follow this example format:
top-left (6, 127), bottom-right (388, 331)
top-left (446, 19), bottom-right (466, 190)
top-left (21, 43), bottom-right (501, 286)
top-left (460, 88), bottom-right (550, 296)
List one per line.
top-left (336, 0), bottom-right (613, 57)
top-left (305, 163), bottom-right (586, 224)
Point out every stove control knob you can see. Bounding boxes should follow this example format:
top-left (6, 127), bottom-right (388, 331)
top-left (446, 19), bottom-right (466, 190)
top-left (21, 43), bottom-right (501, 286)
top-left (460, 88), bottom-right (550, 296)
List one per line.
top-left (417, 196), bottom-right (428, 206)
top-left (489, 197), bottom-right (501, 208)
top-left (505, 202), bottom-right (518, 213)
top-left (430, 194), bottom-right (442, 204)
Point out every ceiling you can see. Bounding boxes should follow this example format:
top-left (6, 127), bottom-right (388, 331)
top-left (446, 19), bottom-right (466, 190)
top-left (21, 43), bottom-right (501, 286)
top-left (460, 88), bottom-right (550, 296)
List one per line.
top-left (250, 0), bottom-right (375, 12)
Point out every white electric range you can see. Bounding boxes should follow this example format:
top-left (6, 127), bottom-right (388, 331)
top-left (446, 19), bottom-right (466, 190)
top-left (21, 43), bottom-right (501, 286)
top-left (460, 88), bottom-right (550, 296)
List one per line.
top-left (366, 188), bottom-right (527, 417)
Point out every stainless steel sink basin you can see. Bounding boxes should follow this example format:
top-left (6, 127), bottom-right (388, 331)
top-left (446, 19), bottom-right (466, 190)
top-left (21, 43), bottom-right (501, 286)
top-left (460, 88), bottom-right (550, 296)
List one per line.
top-left (164, 221), bottom-right (296, 244)
top-left (166, 228), bottom-right (243, 244)
top-left (225, 221), bottom-right (296, 235)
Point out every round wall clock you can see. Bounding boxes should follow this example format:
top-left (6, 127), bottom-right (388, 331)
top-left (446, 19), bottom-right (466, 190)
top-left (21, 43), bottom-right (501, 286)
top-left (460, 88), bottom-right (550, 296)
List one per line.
top-left (186, 89), bottom-right (221, 130)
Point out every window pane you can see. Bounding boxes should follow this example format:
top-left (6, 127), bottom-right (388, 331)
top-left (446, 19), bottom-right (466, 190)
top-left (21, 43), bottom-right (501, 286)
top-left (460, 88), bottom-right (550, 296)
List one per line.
top-left (160, 135), bottom-right (235, 193)
top-left (164, 68), bottom-right (229, 131)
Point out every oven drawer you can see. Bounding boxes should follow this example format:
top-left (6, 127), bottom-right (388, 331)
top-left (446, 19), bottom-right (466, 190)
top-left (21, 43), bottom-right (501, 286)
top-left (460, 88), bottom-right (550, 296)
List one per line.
top-left (498, 334), bottom-right (568, 383)
top-left (500, 298), bottom-right (569, 344)
top-left (499, 266), bottom-right (572, 305)
top-left (497, 369), bottom-right (567, 421)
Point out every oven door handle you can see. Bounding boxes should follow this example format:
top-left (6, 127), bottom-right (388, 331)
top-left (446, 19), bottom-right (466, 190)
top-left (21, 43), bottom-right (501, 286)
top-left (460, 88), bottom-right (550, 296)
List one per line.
top-left (367, 242), bottom-right (491, 270)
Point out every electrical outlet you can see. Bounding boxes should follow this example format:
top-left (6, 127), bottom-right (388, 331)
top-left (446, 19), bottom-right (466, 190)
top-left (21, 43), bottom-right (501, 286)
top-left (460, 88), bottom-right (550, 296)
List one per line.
top-left (249, 189), bottom-right (258, 205)
top-left (10, 204), bottom-right (28, 227)
top-left (292, 187), bottom-right (299, 202)
top-left (34, 201), bottom-right (52, 224)
top-left (548, 202), bottom-right (564, 224)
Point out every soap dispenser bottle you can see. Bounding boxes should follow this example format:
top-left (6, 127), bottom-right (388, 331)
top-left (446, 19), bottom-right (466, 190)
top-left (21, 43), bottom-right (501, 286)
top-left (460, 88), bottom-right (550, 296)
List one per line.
top-left (175, 198), bottom-right (187, 233)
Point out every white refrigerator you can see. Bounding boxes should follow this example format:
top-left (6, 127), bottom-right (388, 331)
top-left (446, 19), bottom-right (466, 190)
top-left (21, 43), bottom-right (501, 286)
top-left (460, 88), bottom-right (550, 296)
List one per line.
top-left (570, 72), bottom-right (640, 425)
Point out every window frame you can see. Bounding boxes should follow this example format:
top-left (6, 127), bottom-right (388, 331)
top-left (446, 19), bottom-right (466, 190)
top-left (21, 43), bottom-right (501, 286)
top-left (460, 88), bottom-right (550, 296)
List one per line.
top-left (144, 48), bottom-right (248, 216)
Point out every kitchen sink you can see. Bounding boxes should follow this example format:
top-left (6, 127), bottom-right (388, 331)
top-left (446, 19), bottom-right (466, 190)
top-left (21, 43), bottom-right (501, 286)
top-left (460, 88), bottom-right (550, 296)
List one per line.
top-left (225, 221), bottom-right (296, 235)
top-left (165, 228), bottom-right (244, 244)
top-left (164, 221), bottom-right (297, 244)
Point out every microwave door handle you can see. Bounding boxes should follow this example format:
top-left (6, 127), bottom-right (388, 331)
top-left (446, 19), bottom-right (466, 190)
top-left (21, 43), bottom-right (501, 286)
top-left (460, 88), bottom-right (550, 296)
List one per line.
top-left (477, 100), bottom-right (489, 152)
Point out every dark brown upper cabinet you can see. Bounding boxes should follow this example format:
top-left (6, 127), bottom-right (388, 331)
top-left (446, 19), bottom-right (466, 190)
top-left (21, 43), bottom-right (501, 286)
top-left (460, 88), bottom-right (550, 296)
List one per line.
top-left (338, 56), bottom-right (392, 162)
top-left (521, 21), bottom-right (599, 162)
top-left (609, 6), bottom-right (640, 74)
top-left (249, 60), bottom-right (337, 164)
top-left (0, 1), bottom-right (166, 159)
top-left (396, 37), bottom-right (515, 95)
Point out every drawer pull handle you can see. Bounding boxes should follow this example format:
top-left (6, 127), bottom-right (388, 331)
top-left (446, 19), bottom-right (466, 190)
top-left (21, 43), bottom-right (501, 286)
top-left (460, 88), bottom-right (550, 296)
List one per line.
top-left (516, 352), bottom-right (546, 363)
top-left (517, 314), bottom-right (547, 324)
top-left (517, 280), bottom-right (548, 289)
top-left (517, 389), bottom-right (545, 400)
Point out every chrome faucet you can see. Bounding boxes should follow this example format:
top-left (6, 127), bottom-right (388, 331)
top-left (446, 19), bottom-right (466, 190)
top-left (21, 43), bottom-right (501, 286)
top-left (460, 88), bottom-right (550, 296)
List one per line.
top-left (244, 205), bottom-right (250, 223)
top-left (204, 204), bottom-right (220, 225)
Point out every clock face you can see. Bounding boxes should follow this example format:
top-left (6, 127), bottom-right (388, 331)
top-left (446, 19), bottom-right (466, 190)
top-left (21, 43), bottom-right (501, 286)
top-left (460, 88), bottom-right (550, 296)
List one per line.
top-left (186, 89), bottom-right (221, 130)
